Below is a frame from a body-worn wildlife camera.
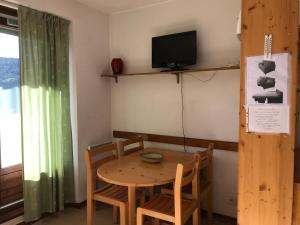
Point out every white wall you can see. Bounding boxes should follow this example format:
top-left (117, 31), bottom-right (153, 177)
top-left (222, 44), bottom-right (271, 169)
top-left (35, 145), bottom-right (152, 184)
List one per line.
top-left (111, 72), bottom-right (240, 217)
top-left (110, 0), bottom-right (240, 72)
top-left (110, 0), bottom-right (240, 217)
top-left (9, 0), bottom-right (111, 202)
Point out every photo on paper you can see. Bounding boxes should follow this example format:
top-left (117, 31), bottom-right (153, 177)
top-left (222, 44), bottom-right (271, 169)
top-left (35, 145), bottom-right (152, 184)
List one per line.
top-left (246, 53), bottom-right (289, 105)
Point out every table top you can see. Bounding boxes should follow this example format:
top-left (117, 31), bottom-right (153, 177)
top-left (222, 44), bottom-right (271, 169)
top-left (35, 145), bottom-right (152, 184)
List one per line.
top-left (97, 147), bottom-right (194, 187)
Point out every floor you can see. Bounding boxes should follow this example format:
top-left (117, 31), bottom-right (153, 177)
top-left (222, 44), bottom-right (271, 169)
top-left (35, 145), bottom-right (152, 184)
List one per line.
top-left (32, 205), bottom-right (237, 225)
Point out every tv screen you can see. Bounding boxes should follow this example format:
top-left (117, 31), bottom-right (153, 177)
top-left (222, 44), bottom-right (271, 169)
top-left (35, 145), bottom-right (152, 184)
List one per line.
top-left (152, 31), bottom-right (197, 70)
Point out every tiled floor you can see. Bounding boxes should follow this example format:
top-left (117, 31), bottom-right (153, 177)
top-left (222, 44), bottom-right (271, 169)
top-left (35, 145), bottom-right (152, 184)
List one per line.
top-left (32, 205), bottom-right (237, 225)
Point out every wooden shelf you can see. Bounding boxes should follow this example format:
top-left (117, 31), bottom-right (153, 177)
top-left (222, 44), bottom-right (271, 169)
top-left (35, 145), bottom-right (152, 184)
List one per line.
top-left (101, 65), bottom-right (240, 83)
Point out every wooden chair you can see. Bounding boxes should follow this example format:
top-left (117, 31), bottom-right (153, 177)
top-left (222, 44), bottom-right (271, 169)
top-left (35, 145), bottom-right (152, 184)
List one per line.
top-left (118, 136), bottom-right (144, 157)
top-left (119, 136), bottom-right (157, 198)
top-left (85, 143), bottom-right (144, 225)
top-left (160, 143), bottom-right (214, 225)
top-left (198, 143), bottom-right (214, 224)
top-left (136, 153), bottom-right (201, 225)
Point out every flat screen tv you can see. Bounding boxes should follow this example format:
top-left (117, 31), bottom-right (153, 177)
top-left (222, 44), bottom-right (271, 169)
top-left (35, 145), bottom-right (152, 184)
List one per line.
top-left (152, 31), bottom-right (197, 71)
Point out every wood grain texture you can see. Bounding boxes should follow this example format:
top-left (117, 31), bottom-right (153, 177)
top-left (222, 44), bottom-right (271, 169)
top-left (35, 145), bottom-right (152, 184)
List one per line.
top-left (98, 147), bottom-right (195, 225)
top-left (160, 144), bottom-right (214, 225)
top-left (119, 136), bottom-right (144, 156)
top-left (0, 201), bottom-right (24, 224)
top-left (113, 130), bottom-right (238, 152)
top-left (136, 156), bottom-right (200, 225)
top-left (101, 66), bottom-right (240, 77)
top-left (295, 149), bottom-right (300, 182)
top-left (293, 183), bottom-right (300, 225)
top-left (97, 147), bottom-right (194, 187)
top-left (85, 143), bottom-right (145, 225)
top-left (0, 164), bottom-right (23, 209)
top-left (0, 164), bottom-right (22, 176)
top-left (238, 1), bottom-right (298, 225)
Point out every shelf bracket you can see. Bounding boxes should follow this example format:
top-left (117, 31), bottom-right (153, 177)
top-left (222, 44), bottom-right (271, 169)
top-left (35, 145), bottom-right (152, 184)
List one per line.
top-left (173, 73), bottom-right (180, 84)
top-left (114, 76), bottom-right (118, 83)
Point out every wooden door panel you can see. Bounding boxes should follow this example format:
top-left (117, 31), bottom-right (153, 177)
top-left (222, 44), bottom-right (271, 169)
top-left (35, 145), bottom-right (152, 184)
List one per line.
top-left (238, 0), bottom-right (298, 225)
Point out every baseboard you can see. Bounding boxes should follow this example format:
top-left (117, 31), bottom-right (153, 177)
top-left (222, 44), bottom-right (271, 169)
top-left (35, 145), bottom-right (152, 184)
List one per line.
top-left (13, 202), bottom-right (237, 225)
top-left (211, 212), bottom-right (237, 223)
top-left (65, 201), bottom-right (87, 209)
top-left (201, 210), bottom-right (237, 222)
top-left (15, 201), bottom-right (87, 225)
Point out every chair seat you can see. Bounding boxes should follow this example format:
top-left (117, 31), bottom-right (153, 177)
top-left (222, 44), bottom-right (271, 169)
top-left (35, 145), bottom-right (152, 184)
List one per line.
top-left (140, 194), bottom-right (197, 223)
top-left (94, 184), bottom-right (144, 206)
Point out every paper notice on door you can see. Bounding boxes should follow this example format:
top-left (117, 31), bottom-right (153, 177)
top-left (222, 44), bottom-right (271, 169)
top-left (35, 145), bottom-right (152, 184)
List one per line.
top-left (246, 53), bottom-right (290, 105)
top-left (248, 105), bottom-right (290, 133)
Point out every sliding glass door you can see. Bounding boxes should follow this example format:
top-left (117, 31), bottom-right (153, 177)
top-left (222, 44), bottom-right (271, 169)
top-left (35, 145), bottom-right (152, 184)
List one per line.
top-left (0, 28), bottom-right (23, 222)
top-left (0, 32), bottom-right (22, 169)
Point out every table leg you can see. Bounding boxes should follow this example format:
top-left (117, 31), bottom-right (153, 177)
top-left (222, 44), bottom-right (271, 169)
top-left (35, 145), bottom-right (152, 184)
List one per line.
top-left (128, 186), bottom-right (136, 225)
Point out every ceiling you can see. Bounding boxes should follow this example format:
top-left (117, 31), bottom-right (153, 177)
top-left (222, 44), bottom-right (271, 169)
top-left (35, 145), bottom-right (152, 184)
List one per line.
top-left (75, 0), bottom-right (172, 14)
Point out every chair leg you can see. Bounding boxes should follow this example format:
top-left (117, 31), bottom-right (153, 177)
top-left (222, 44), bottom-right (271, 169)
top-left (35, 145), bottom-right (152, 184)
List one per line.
top-left (137, 208), bottom-right (144, 225)
top-left (140, 191), bottom-right (146, 206)
top-left (193, 208), bottom-right (200, 225)
top-left (207, 189), bottom-right (213, 225)
top-left (113, 206), bottom-right (118, 224)
top-left (153, 218), bottom-right (160, 225)
top-left (148, 187), bottom-right (154, 199)
top-left (87, 198), bottom-right (94, 225)
top-left (120, 204), bottom-right (127, 225)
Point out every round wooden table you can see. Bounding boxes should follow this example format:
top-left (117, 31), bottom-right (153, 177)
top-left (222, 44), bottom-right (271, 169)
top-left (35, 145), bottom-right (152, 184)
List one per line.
top-left (97, 147), bottom-right (194, 225)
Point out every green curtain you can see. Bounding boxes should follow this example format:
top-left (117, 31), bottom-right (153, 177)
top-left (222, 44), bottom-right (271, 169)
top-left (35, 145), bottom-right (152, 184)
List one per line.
top-left (18, 6), bottom-right (74, 222)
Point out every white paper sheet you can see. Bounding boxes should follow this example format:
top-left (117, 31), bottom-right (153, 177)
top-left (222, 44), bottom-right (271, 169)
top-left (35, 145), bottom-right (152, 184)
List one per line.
top-left (245, 53), bottom-right (290, 134)
top-left (246, 53), bottom-right (289, 105)
top-left (248, 105), bottom-right (290, 133)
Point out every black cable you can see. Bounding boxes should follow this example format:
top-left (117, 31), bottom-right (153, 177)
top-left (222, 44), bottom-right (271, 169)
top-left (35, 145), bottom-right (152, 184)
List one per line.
top-left (180, 73), bottom-right (187, 152)
top-left (180, 71), bottom-right (218, 152)
top-left (187, 71), bottom-right (218, 82)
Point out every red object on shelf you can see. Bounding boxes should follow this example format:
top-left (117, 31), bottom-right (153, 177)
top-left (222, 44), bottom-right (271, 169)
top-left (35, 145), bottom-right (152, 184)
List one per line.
top-left (111, 58), bottom-right (123, 75)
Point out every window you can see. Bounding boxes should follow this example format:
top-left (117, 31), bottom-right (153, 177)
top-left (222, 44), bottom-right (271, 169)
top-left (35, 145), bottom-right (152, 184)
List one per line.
top-left (0, 32), bottom-right (21, 168)
top-left (0, 5), bottom-right (23, 223)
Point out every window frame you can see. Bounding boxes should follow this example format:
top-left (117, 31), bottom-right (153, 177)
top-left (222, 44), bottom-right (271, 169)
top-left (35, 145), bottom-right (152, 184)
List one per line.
top-left (0, 5), bottom-right (23, 224)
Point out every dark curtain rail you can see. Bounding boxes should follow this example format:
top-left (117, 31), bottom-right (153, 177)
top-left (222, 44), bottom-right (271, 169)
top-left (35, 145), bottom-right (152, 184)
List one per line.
top-left (113, 130), bottom-right (238, 152)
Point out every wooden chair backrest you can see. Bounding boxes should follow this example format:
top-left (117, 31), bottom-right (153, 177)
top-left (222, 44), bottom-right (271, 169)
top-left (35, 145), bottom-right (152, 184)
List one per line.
top-left (199, 143), bottom-right (214, 183)
top-left (119, 136), bottom-right (144, 156)
top-left (178, 143), bottom-right (214, 195)
top-left (84, 143), bottom-right (118, 193)
top-left (198, 143), bottom-right (214, 168)
top-left (174, 153), bottom-right (201, 222)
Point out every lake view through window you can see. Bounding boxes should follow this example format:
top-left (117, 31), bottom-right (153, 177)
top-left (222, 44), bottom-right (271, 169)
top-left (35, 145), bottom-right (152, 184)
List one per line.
top-left (0, 32), bottom-right (21, 168)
